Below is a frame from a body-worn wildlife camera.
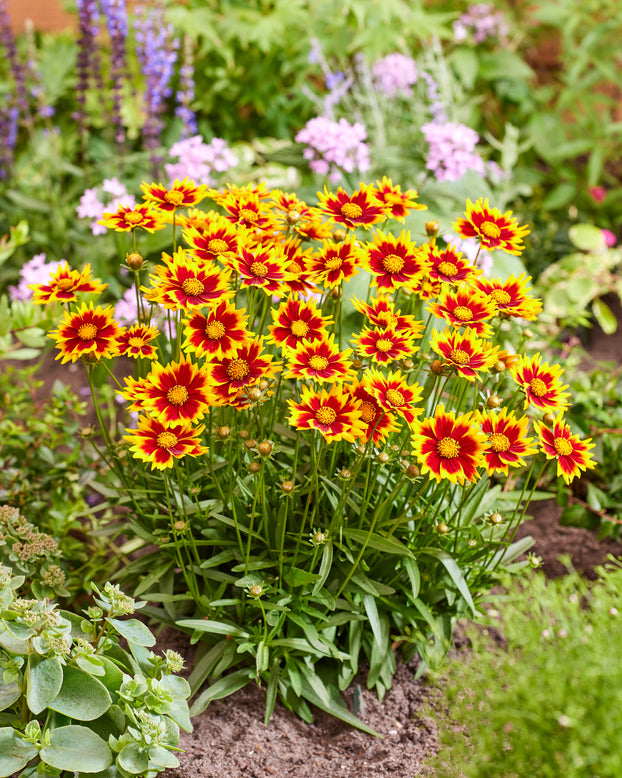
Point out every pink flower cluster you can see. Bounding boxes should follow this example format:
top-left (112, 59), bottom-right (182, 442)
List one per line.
top-left (453, 3), bottom-right (509, 44)
top-left (165, 135), bottom-right (238, 186)
top-left (295, 116), bottom-right (370, 182)
top-left (77, 177), bottom-right (136, 236)
top-left (371, 53), bottom-right (418, 97)
top-left (9, 253), bottom-right (64, 302)
top-left (421, 121), bottom-right (486, 182)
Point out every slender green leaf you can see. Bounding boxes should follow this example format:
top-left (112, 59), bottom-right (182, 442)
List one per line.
top-left (176, 619), bottom-right (249, 638)
top-left (189, 668), bottom-right (254, 716)
top-left (342, 528), bottom-right (414, 557)
top-left (418, 548), bottom-right (475, 615)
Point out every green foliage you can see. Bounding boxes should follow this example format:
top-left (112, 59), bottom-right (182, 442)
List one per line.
top-left (428, 560), bottom-right (622, 777)
top-left (0, 576), bottom-right (191, 778)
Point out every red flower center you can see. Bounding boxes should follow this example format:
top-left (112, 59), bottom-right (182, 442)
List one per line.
top-left (157, 431), bottom-right (178, 448)
top-left (437, 437), bottom-right (460, 458)
top-left (164, 190), bottom-right (185, 206)
top-left (529, 378), bottom-right (547, 397)
top-left (359, 401), bottom-right (376, 423)
top-left (315, 406), bottom-right (337, 425)
top-left (182, 277), bottom-right (205, 296)
top-left (490, 289), bottom-right (511, 305)
top-left (309, 355), bottom-right (329, 371)
top-left (340, 202), bottom-right (363, 219)
top-left (437, 261), bottom-right (457, 277)
top-left (250, 262), bottom-right (268, 278)
top-left (480, 220), bottom-right (501, 239)
top-left (489, 433), bottom-right (510, 452)
top-left (554, 438), bottom-right (573, 456)
top-left (290, 320), bottom-right (310, 337)
top-left (77, 323), bottom-right (98, 341)
top-left (382, 254), bottom-right (405, 273)
top-left (227, 358), bottom-right (250, 380)
top-left (453, 306), bottom-right (473, 322)
top-left (385, 389), bottom-right (404, 407)
top-left (450, 348), bottom-right (470, 365)
top-left (208, 238), bottom-right (229, 254)
top-left (205, 321), bottom-right (226, 340)
top-left (167, 385), bottom-right (189, 406)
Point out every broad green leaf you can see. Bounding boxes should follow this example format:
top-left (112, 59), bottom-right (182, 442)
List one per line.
top-left (117, 743), bottom-right (149, 775)
top-left (593, 298), bottom-right (618, 334)
top-left (342, 528), bottom-right (414, 556)
top-left (177, 618), bottom-right (249, 638)
top-left (418, 548), bottom-right (476, 615)
top-left (542, 182), bottom-right (577, 211)
top-left (27, 655), bottom-right (63, 715)
top-left (0, 727), bottom-right (37, 776)
top-left (106, 618), bottom-right (155, 647)
top-left (0, 681), bottom-right (19, 712)
top-left (48, 665), bottom-right (112, 721)
top-left (189, 667), bottom-right (254, 716)
top-left (569, 224), bottom-right (606, 252)
top-left (40, 726), bottom-right (111, 773)
top-left (148, 745), bottom-right (179, 769)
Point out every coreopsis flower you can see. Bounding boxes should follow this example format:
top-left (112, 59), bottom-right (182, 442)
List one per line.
top-left (365, 368), bottom-right (424, 426)
top-left (372, 176), bottom-right (427, 222)
top-left (141, 177), bottom-right (208, 212)
top-left (353, 326), bottom-right (418, 365)
top-left (287, 384), bottom-right (366, 444)
top-left (269, 190), bottom-right (332, 240)
top-left (144, 248), bottom-right (232, 310)
top-left (174, 208), bottom-right (216, 234)
top-left (429, 329), bottom-right (499, 381)
top-left (115, 324), bottom-right (159, 360)
top-left (209, 338), bottom-right (281, 402)
top-left (124, 415), bottom-right (207, 470)
top-left (410, 275), bottom-right (442, 301)
top-left (453, 198), bottom-right (530, 255)
top-left (411, 405), bottom-right (488, 485)
top-left (472, 274), bottom-right (543, 320)
top-left (49, 302), bottom-right (121, 364)
top-left (349, 379), bottom-right (400, 444)
top-left (278, 238), bottom-right (319, 297)
top-left (427, 288), bottom-right (496, 338)
top-left (364, 230), bottom-right (429, 293)
top-left (119, 375), bottom-right (151, 413)
top-left (534, 413), bottom-right (597, 485)
top-left (285, 334), bottom-right (353, 383)
top-left (99, 203), bottom-right (167, 233)
top-left (352, 296), bottom-right (423, 335)
top-left (141, 357), bottom-right (213, 427)
top-left (267, 297), bottom-right (332, 352)
top-left (182, 217), bottom-right (240, 265)
top-left (182, 301), bottom-right (249, 360)
top-left (424, 244), bottom-right (479, 286)
top-left (219, 189), bottom-right (277, 232)
top-left (309, 238), bottom-right (363, 288)
top-left (294, 212), bottom-right (333, 242)
top-left (510, 353), bottom-right (570, 413)
top-left (235, 245), bottom-right (292, 295)
top-left (30, 262), bottom-right (107, 305)
top-left (316, 184), bottom-right (385, 229)
top-left (477, 408), bottom-right (537, 476)
top-left (207, 182), bottom-right (271, 208)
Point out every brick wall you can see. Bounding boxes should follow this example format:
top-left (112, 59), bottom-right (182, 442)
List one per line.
top-left (7, 0), bottom-right (75, 32)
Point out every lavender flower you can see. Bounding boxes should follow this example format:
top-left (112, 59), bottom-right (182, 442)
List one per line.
top-left (453, 3), bottom-right (509, 44)
top-left (421, 120), bottom-right (486, 182)
top-left (74, 0), bottom-right (103, 150)
top-left (296, 116), bottom-right (370, 182)
top-left (77, 178), bottom-right (135, 235)
top-left (100, 0), bottom-right (129, 146)
top-left (175, 34), bottom-right (197, 139)
top-left (9, 254), bottom-right (64, 302)
top-left (165, 135), bottom-right (237, 186)
top-left (371, 53), bottom-right (418, 97)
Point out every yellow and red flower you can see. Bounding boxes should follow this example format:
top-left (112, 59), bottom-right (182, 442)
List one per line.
top-left (477, 408), bottom-right (537, 475)
top-left (141, 357), bottom-right (213, 427)
top-left (453, 198), bottom-right (530, 255)
top-left (411, 405), bottom-right (487, 485)
top-left (182, 217), bottom-right (240, 265)
top-left (364, 230), bottom-right (430, 293)
top-left (30, 262), bottom-right (107, 305)
top-left (472, 273), bottom-right (542, 321)
top-left (352, 296), bottom-right (422, 335)
top-left (144, 248), bottom-right (232, 310)
top-left (353, 326), bottom-right (417, 365)
top-left (124, 415), bottom-right (207, 471)
top-left (141, 177), bottom-right (208, 212)
top-left (267, 297), bottom-right (332, 351)
top-left (349, 379), bottom-right (400, 444)
top-left (316, 184), bottom-right (385, 229)
top-left (235, 245), bottom-right (292, 295)
top-left (429, 329), bottom-right (499, 381)
top-left (115, 324), bottom-right (159, 360)
top-left (278, 238), bottom-right (319, 297)
top-left (287, 384), bottom-right (366, 444)
top-left (182, 300), bottom-right (249, 360)
top-left (365, 368), bottom-right (424, 426)
top-left (428, 288), bottom-right (496, 338)
top-left (99, 203), bottom-right (167, 233)
top-left (219, 190), bottom-right (277, 232)
top-left (309, 238), bottom-right (363, 288)
top-left (119, 375), bottom-right (151, 413)
top-left (209, 338), bottom-right (281, 401)
top-left (49, 302), bottom-right (121, 364)
top-left (534, 413), bottom-right (597, 485)
top-left (510, 353), bottom-right (570, 413)
top-left (424, 244), bottom-right (479, 286)
top-left (174, 208), bottom-right (217, 234)
top-left (372, 176), bottom-right (427, 222)
top-left (285, 334), bottom-right (353, 383)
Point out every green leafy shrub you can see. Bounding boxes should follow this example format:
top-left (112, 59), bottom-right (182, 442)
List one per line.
top-left (0, 576), bottom-right (191, 778)
top-left (429, 560), bottom-right (622, 777)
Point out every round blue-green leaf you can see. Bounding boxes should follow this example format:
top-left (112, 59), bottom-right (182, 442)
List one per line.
top-left (27, 655), bottom-right (63, 715)
top-left (117, 743), bottom-right (149, 775)
top-left (106, 618), bottom-right (156, 647)
top-left (0, 681), bottom-right (20, 712)
top-left (40, 725), bottom-right (112, 773)
top-left (0, 727), bottom-right (38, 776)
top-left (48, 665), bottom-right (111, 721)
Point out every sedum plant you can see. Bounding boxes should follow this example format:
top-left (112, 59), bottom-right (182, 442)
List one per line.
top-left (0, 576), bottom-right (191, 778)
top-left (30, 179), bottom-right (596, 731)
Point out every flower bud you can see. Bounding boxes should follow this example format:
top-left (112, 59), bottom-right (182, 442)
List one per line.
top-left (312, 531), bottom-right (326, 545)
top-left (333, 229), bottom-right (347, 242)
top-left (542, 412), bottom-right (556, 427)
top-left (259, 380), bottom-right (269, 391)
top-left (489, 512), bottom-right (503, 525)
top-left (493, 360), bottom-right (506, 373)
top-left (247, 386), bottom-right (262, 402)
top-left (239, 429), bottom-right (249, 439)
top-left (173, 520), bottom-right (187, 532)
top-left (351, 358), bottom-right (363, 371)
top-left (244, 439), bottom-right (257, 449)
top-left (248, 461), bottom-right (261, 473)
top-left (406, 464), bottom-right (420, 478)
top-left (217, 425), bottom-right (231, 439)
top-left (523, 328), bottom-right (534, 339)
top-left (331, 287), bottom-right (341, 300)
top-left (430, 359), bottom-right (445, 375)
top-left (248, 584), bottom-right (263, 598)
top-left (467, 538), bottom-right (477, 548)
top-left (425, 221), bottom-right (440, 237)
top-left (376, 451), bottom-right (390, 463)
top-left (79, 425), bottom-right (95, 438)
top-left (436, 522), bottom-right (450, 534)
top-left (339, 468), bottom-right (352, 480)
top-left (286, 209), bottom-right (301, 225)
top-left (486, 394), bottom-right (502, 409)
top-left (126, 251), bottom-right (144, 271)
top-left (281, 480), bottom-right (295, 493)
top-left (257, 440), bottom-right (273, 456)
top-left (402, 358), bottom-right (414, 370)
